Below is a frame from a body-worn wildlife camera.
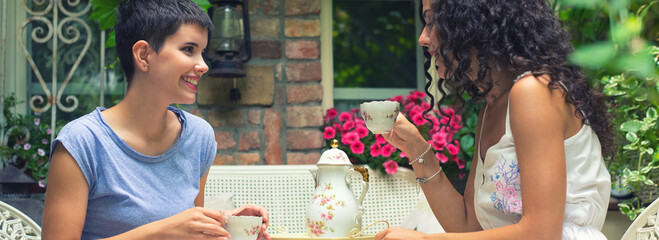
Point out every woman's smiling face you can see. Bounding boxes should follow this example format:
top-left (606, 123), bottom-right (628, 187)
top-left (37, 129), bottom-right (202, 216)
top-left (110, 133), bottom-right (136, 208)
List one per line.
top-left (148, 23), bottom-right (209, 104)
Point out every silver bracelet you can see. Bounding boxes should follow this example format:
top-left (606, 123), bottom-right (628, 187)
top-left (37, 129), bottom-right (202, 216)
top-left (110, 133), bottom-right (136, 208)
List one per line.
top-left (409, 143), bottom-right (432, 165)
top-left (416, 166), bottom-right (442, 184)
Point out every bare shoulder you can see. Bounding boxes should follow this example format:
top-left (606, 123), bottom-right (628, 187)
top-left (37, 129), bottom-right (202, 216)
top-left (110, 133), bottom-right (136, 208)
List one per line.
top-left (508, 74), bottom-right (572, 134)
top-left (510, 74), bottom-right (568, 113)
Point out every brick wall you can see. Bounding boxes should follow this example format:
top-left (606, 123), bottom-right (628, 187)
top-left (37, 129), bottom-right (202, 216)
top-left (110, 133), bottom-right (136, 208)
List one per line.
top-left (188, 0), bottom-right (324, 166)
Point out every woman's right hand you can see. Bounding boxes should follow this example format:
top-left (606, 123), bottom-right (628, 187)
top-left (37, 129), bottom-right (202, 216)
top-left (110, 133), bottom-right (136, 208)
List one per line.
top-left (383, 114), bottom-right (427, 156)
top-left (153, 207), bottom-right (229, 240)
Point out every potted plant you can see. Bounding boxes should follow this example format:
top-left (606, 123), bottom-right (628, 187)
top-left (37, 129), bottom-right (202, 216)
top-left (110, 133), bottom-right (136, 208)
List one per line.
top-left (0, 94), bottom-right (65, 190)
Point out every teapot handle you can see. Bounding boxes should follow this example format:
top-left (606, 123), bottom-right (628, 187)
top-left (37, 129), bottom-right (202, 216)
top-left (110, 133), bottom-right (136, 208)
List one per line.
top-left (345, 166), bottom-right (370, 227)
top-left (309, 169), bottom-right (319, 188)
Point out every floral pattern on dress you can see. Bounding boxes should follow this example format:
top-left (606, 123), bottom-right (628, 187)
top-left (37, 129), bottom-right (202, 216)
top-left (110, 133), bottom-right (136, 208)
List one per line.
top-left (489, 155), bottom-right (522, 215)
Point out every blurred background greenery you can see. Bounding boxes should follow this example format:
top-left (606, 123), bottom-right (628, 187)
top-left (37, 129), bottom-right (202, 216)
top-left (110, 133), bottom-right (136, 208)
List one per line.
top-left (555, 0), bottom-right (658, 219)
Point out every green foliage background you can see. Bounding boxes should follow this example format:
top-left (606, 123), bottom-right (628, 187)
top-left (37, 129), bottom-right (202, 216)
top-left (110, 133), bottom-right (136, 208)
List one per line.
top-left (555, 0), bottom-right (659, 219)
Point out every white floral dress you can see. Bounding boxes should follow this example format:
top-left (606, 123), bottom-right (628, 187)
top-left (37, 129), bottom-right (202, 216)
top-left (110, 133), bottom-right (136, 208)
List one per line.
top-left (472, 75), bottom-right (611, 239)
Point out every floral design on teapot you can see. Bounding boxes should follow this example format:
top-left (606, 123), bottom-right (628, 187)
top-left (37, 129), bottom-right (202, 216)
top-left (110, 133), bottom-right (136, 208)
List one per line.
top-left (306, 183), bottom-right (347, 236)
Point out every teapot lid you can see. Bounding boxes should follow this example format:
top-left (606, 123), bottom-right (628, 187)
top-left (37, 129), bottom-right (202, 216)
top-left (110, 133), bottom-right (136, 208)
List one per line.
top-left (317, 139), bottom-right (353, 166)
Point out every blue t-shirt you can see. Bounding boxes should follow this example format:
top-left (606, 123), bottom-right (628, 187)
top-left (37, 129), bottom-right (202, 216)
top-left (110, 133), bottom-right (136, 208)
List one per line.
top-left (51, 106), bottom-right (217, 239)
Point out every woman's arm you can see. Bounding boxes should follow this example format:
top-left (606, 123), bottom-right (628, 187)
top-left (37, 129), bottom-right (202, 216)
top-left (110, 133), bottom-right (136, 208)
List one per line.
top-left (195, 171), bottom-right (210, 207)
top-left (383, 110), bottom-right (484, 232)
top-left (42, 143), bottom-right (90, 239)
top-left (42, 144), bottom-right (230, 240)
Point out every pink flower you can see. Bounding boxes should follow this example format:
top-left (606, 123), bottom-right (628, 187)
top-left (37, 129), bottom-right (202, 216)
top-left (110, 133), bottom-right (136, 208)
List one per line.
top-left (431, 132), bottom-right (448, 151)
top-left (442, 108), bottom-right (455, 116)
top-left (431, 117), bottom-right (441, 132)
top-left (38, 180), bottom-right (46, 188)
top-left (341, 132), bottom-right (359, 145)
top-left (407, 93), bottom-right (419, 103)
top-left (354, 126), bottom-right (369, 138)
top-left (413, 91), bottom-right (426, 99)
top-left (46, 129), bottom-right (52, 134)
top-left (380, 144), bottom-right (395, 157)
top-left (370, 144), bottom-right (381, 157)
top-left (421, 101), bottom-right (431, 111)
top-left (323, 127), bottom-right (336, 139)
top-left (37, 148), bottom-right (46, 157)
top-left (399, 152), bottom-right (407, 159)
top-left (34, 118), bottom-right (40, 126)
top-left (507, 197), bottom-right (522, 213)
top-left (390, 95), bottom-right (404, 103)
top-left (343, 121), bottom-right (355, 131)
top-left (440, 116), bottom-right (450, 125)
top-left (447, 143), bottom-right (459, 156)
top-left (23, 143), bottom-right (31, 150)
top-left (383, 160), bottom-right (399, 175)
top-left (350, 141), bottom-right (365, 154)
top-left (409, 105), bottom-right (425, 117)
top-left (42, 139), bottom-right (48, 144)
top-left (505, 186), bottom-right (517, 198)
top-left (375, 134), bottom-right (387, 145)
top-left (339, 112), bottom-right (353, 122)
top-left (436, 152), bottom-right (448, 163)
top-left (333, 123), bottom-right (343, 133)
top-left (495, 180), bottom-right (505, 192)
top-left (412, 113), bottom-right (427, 125)
top-left (455, 157), bottom-right (466, 169)
top-left (327, 108), bottom-right (338, 118)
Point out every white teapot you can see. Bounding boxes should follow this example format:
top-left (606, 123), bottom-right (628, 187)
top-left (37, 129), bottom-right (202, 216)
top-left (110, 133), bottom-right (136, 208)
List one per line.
top-left (306, 140), bottom-right (370, 237)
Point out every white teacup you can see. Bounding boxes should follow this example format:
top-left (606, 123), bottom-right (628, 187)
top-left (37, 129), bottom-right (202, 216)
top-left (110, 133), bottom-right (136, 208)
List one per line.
top-left (226, 216), bottom-right (263, 240)
top-left (359, 101), bottom-right (400, 134)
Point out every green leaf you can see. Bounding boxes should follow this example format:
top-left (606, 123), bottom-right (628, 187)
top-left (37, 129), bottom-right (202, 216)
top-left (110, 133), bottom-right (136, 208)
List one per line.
top-left (618, 203), bottom-right (631, 212)
top-left (105, 31), bottom-right (116, 48)
top-left (192, 0), bottom-right (212, 11)
top-left (561, 0), bottom-right (605, 8)
top-left (647, 107), bottom-right (658, 119)
top-left (623, 168), bottom-right (633, 176)
top-left (460, 135), bottom-right (475, 152)
top-left (626, 132), bottom-right (639, 143)
top-left (90, 0), bottom-right (119, 30)
top-left (611, 17), bottom-right (642, 44)
top-left (644, 179), bottom-right (654, 185)
top-left (621, 120), bottom-right (643, 132)
top-left (569, 42), bottom-right (617, 69)
top-left (614, 50), bottom-right (656, 79)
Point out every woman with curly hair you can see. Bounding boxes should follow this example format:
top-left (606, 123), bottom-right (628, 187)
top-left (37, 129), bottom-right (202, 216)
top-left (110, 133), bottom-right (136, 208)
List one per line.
top-left (376, 0), bottom-right (613, 239)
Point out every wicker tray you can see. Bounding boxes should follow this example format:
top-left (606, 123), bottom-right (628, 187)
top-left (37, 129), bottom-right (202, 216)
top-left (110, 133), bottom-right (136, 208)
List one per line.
top-left (270, 234), bottom-right (376, 240)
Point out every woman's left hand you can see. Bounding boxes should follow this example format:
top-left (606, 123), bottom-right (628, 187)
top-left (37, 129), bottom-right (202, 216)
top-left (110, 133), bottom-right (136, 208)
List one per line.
top-left (375, 227), bottom-right (427, 240)
top-left (227, 204), bottom-right (271, 240)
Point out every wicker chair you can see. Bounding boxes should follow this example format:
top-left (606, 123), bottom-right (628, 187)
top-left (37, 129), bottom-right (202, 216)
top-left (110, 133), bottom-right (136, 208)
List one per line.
top-left (0, 200), bottom-right (41, 239)
top-left (204, 164), bottom-right (420, 235)
top-left (621, 198), bottom-right (659, 240)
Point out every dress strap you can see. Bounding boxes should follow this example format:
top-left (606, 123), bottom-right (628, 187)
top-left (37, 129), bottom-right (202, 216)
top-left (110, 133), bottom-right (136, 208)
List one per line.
top-left (505, 71), bottom-right (533, 133)
top-left (557, 81), bottom-right (590, 125)
top-left (477, 104), bottom-right (489, 162)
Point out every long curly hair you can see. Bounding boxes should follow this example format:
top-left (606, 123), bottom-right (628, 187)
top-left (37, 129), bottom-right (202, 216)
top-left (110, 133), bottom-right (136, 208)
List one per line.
top-left (420, 0), bottom-right (615, 156)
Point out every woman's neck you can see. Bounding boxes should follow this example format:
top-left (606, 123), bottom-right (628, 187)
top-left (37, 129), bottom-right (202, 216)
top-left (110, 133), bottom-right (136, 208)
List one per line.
top-left (482, 70), bottom-right (521, 105)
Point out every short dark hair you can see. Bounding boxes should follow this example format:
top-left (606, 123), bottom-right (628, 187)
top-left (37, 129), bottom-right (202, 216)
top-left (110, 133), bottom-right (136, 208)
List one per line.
top-left (115, 0), bottom-right (213, 83)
